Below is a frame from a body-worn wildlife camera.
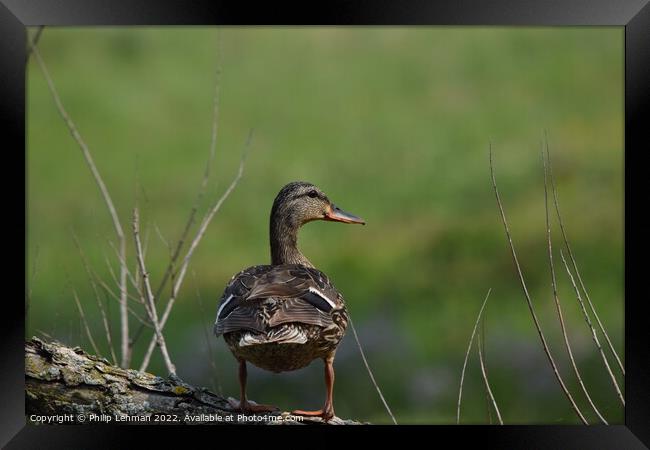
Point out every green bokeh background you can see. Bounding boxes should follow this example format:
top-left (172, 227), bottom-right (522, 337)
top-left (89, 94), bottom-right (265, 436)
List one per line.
top-left (26, 27), bottom-right (624, 424)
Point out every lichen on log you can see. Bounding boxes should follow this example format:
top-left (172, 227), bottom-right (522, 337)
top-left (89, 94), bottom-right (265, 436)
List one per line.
top-left (25, 337), bottom-right (364, 425)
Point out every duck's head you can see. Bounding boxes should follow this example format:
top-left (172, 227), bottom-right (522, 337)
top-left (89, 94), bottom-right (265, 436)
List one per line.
top-left (269, 181), bottom-right (364, 266)
top-left (271, 181), bottom-right (365, 228)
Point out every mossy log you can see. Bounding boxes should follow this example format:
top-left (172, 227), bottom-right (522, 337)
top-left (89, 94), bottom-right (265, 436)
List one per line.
top-left (25, 337), bottom-right (363, 425)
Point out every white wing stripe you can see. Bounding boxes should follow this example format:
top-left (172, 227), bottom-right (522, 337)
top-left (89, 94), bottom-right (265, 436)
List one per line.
top-left (216, 294), bottom-right (235, 322)
top-left (308, 287), bottom-right (337, 309)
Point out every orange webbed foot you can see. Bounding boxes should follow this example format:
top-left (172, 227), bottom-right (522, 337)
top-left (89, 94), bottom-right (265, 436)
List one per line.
top-left (291, 407), bottom-right (335, 421)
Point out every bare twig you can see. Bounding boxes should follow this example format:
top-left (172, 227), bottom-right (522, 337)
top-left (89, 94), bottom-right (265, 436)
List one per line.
top-left (31, 42), bottom-right (130, 369)
top-left (109, 235), bottom-right (149, 362)
top-left (90, 269), bottom-right (152, 327)
top-left (349, 316), bottom-right (398, 424)
top-left (103, 253), bottom-right (145, 304)
top-left (71, 288), bottom-right (101, 358)
top-left (457, 288), bottom-right (491, 424)
top-left (133, 208), bottom-right (176, 375)
top-left (71, 232), bottom-right (118, 365)
top-left (544, 135), bottom-right (625, 377)
top-left (192, 270), bottom-right (223, 395)
top-left (132, 166), bottom-right (144, 318)
top-left (117, 247), bottom-right (129, 368)
top-left (154, 222), bottom-right (173, 256)
top-left (132, 40), bottom-right (223, 346)
top-left (541, 149), bottom-right (607, 424)
top-left (477, 319), bottom-right (503, 424)
top-left (130, 215), bottom-right (151, 362)
top-left (489, 145), bottom-right (588, 424)
top-left (140, 132), bottom-right (252, 372)
top-left (560, 250), bottom-right (625, 406)
top-left (107, 240), bottom-right (145, 297)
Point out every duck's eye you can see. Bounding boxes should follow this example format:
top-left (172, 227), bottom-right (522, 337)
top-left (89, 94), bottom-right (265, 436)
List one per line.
top-left (307, 190), bottom-right (318, 198)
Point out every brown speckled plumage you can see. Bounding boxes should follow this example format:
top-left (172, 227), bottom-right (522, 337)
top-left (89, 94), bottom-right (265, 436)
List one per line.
top-left (216, 264), bottom-right (349, 372)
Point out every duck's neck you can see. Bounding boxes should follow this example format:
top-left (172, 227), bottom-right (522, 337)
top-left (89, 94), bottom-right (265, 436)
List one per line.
top-left (270, 214), bottom-right (313, 267)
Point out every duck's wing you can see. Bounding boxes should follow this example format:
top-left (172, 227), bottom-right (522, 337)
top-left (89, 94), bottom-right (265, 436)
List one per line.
top-left (214, 264), bottom-right (344, 337)
top-left (213, 265), bottom-right (270, 336)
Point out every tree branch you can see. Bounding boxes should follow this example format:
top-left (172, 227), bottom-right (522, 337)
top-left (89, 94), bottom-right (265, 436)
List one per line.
top-left (25, 337), bottom-right (363, 425)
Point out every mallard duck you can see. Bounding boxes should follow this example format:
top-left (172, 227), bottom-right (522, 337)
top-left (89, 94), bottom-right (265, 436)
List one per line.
top-left (214, 181), bottom-right (365, 420)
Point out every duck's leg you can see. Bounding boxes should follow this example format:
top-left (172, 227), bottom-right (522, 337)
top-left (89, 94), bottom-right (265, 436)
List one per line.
top-left (228, 359), bottom-right (278, 413)
top-left (292, 354), bottom-right (336, 420)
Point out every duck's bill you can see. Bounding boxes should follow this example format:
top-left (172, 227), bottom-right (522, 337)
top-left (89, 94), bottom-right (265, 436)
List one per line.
top-left (325, 204), bottom-right (366, 225)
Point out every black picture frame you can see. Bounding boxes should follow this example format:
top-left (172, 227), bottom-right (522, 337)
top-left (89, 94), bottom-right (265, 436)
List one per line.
top-left (3, 1), bottom-right (649, 447)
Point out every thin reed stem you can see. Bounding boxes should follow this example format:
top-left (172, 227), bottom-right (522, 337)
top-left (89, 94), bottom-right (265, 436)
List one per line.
top-left (544, 134), bottom-right (625, 377)
top-left (349, 316), bottom-right (397, 424)
top-left (457, 288), bottom-right (491, 424)
top-left (477, 320), bottom-right (503, 424)
top-left (560, 251), bottom-right (625, 407)
top-left (490, 145), bottom-right (588, 424)
top-left (542, 148), bottom-right (607, 423)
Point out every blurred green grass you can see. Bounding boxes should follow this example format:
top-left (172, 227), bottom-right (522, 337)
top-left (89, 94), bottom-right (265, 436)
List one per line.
top-left (27, 27), bottom-right (623, 424)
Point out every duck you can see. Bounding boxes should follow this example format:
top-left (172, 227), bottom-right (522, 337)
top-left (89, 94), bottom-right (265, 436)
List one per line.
top-left (214, 181), bottom-right (365, 420)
